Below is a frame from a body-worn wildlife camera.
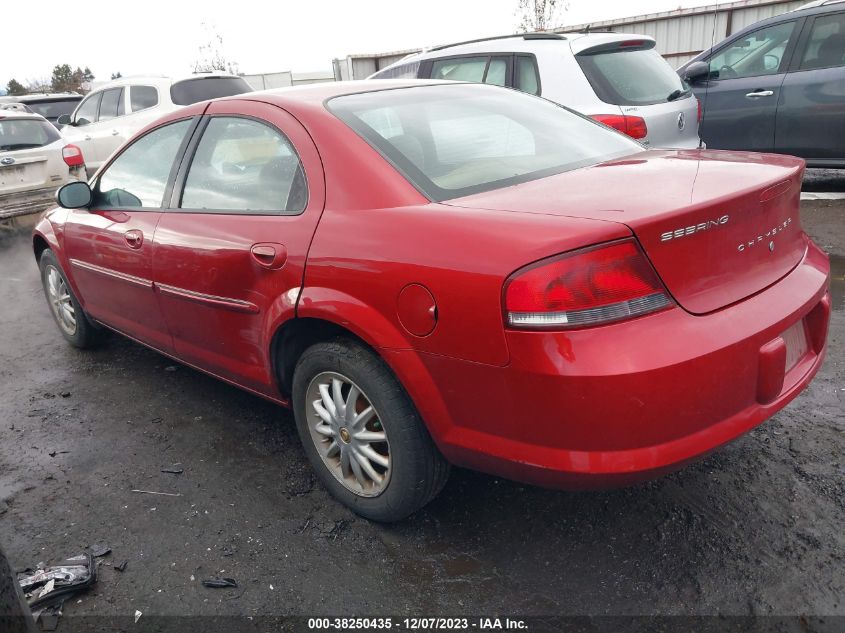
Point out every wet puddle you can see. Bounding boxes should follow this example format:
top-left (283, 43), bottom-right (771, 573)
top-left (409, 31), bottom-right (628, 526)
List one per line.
top-left (831, 254), bottom-right (844, 313)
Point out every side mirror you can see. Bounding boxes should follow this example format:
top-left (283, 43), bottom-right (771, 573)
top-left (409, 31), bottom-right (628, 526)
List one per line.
top-left (56, 114), bottom-right (72, 126)
top-left (56, 181), bottom-right (92, 209)
top-left (683, 61), bottom-right (711, 83)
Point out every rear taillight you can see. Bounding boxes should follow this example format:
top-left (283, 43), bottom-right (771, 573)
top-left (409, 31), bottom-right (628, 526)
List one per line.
top-left (62, 144), bottom-right (84, 167)
top-left (590, 114), bottom-right (648, 140)
top-left (504, 239), bottom-right (672, 329)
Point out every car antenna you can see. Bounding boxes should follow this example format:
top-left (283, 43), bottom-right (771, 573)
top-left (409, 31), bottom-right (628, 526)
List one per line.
top-left (700, 7), bottom-right (718, 149)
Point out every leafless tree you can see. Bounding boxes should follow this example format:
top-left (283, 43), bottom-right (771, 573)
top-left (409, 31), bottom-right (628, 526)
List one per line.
top-left (192, 23), bottom-right (240, 75)
top-left (516, 0), bottom-right (568, 32)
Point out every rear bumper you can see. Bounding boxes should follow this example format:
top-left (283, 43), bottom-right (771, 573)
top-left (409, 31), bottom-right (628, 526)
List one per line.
top-left (0, 168), bottom-right (83, 220)
top-left (403, 239), bottom-right (830, 488)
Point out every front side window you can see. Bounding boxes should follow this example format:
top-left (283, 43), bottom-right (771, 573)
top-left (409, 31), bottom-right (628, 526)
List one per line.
top-left (708, 21), bottom-right (796, 79)
top-left (95, 119), bottom-right (191, 208)
top-left (0, 118), bottom-right (61, 150)
top-left (98, 88), bottom-right (124, 121)
top-left (577, 48), bottom-right (690, 105)
top-left (801, 13), bottom-right (845, 70)
top-left (329, 84), bottom-right (641, 201)
top-left (130, 86), bottom-right (159, 112)
top-left (180, 117), bottom-right (307, 214)
top-left (74, 93), bottom-right (101, 126)
top-left (431, 56), bottom-right (487, 82)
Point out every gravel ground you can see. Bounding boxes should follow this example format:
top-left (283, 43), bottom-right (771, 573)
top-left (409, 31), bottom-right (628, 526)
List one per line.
top-left (0, 200), bottom-right (842, 624)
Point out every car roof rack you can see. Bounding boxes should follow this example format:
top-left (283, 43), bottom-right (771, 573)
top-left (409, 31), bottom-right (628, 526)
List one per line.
top-left (428, 32), bottom-right (565, 52)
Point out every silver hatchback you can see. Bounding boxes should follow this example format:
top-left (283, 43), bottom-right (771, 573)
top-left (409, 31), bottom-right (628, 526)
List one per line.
top-left (370, 32), bottom-right (701, 150)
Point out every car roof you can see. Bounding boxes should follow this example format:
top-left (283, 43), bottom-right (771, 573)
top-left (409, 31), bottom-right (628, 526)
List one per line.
top-left (239, 79), bottom-right (455, 106)
top-left (90, 72), bottom-right (244, 93)
top-left (0, 111), bottom-right (50, 122)
top-left (376, 31), bottom-right (655, 70)
top-left (15, 93), bottom-right (82, 102)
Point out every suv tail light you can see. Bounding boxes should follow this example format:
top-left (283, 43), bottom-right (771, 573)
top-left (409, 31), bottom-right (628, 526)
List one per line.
top-left (590, 114), bottom-right (648, 140)
top-left (62, 144), bottom-right (84, 167)
top-left (504, 239), bottom-right (672, 329)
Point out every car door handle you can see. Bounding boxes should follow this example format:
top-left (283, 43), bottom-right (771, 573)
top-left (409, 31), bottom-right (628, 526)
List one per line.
top-left (745, 90), bottom-right (774, 98)
top-left (84, 135), bottom-right (93, 141)
top-left (124, 229), bottom-right (143, 249)
top-left (111, 130), bottom-right (119, 136)
top-left (250, 243), bottom-right (287, 270)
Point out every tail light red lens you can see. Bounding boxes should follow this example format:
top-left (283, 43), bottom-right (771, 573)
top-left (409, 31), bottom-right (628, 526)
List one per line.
top-left (62, 144), bottom-right (84, 167)
top-left (697, 99), bottom-right (703, 122)
top-left (590, 114), bottom-right (648, 140)
top-left (504, 239), bottom-right (672, 329)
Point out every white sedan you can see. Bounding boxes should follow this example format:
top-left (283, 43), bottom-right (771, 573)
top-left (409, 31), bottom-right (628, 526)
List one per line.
top-left (0, 112), bottom-right (86, 219)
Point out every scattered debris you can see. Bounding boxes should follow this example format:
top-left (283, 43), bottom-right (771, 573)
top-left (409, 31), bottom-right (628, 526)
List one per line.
top-left (164, 365), bottom-right (178, 372)
top-left (114, 560), bottom-right (128, 572)
top-left (90, 544), bottom-right (111, 558)
top-left (201, 577), bottom-right (238, 589)
top-left (59, 392), bottom-right (71, 398)
top-left (134, 610), bottom-right (142, 623)
top-left (161, 465), bottom-right (184, 475)
top-left (131, 489), bottom-right (182, 497)
top-left (17, 553), bottom-right (96, 622)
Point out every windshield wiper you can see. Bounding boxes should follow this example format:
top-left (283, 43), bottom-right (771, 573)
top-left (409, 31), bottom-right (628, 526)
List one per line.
top-left (667, 89), bottom-right (684, 102)
top-left (0, 143), bottom-right (43, 151)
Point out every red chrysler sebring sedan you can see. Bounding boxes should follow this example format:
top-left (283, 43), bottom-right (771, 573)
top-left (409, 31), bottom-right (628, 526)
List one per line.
top-left (33, 81), bottom-right (830, 521)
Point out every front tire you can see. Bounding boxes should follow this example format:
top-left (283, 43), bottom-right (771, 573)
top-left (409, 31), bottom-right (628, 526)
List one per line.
top-left (38, 249), bottom-right (104, 349)
top-left (291, 338), bottom-right (449, 522)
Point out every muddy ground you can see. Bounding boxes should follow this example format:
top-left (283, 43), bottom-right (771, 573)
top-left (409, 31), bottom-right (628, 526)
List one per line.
top-left (0, 198), bottom-right (842, 624)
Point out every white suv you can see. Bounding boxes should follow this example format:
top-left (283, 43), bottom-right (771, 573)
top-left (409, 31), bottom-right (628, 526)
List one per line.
top-left (370, 32), bottom-right (702, 149)
top-left (59, 73), bottom-right (252, 174)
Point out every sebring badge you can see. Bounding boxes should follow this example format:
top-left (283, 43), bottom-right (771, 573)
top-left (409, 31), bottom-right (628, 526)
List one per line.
top-left (660, 215), bottom-right (729, 242)
top-left (0, 157), bottom-right (15, 166)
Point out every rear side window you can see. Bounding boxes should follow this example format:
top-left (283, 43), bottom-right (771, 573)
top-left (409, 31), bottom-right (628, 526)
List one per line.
top-left (371, 61), bottom-right (420, 79)
top-left (800, 13), bottom-right (845, 70)
top-left (130, 85), bottom-right (159, 112)
top-left (430, 55), bottom-right (511, 86)
top-left (577, 47), bottom-right (690, 106)
top-left (0, 119), bottom-right (61, 150)
top-left (74, 93), bottom-right (101, 126)
top-left (180, 117), bottom-right (307, 214)
top-left (515, 55), bottom-right (540, 95)
top-left (98, 88), bottom-right (124, 121)
top-left (170, 77), bottom-right (251, 106)
top-left (96, 119), bottom-right (191, 208)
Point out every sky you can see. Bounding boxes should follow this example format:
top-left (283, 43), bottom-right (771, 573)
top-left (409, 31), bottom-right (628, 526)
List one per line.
top-left (2, 0), bottom-right (737, 88)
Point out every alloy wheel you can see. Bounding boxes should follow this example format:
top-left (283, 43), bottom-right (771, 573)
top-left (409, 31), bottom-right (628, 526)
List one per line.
top-left (46, 265), bottom-right (77, 336)
top-left (304, 371), bottom-right (391, 497)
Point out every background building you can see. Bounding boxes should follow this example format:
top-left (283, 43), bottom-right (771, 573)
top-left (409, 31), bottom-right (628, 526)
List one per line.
top-left (333, 0), bottom-right (805, 80)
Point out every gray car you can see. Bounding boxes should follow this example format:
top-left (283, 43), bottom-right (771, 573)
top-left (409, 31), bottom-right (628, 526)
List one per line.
top-left (678, 0), bottom-right (845, 167)
top-left (370, 32), bottom-right (702, 150)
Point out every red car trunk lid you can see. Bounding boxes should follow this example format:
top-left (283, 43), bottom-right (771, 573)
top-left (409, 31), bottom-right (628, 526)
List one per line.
top-left (447, 149), bottom-right (807, 315)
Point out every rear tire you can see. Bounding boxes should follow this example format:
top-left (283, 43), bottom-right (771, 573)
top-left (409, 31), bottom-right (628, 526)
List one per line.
top-left (291, 338), bottom-right (449, 522)
top-left (38, 249), bottom-right (105, 349)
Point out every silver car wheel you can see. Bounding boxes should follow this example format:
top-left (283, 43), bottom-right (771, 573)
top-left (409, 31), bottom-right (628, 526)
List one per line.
top-left (304, 371), bottom-right (391, 497)
top-left (46, 265), bottom-right (77, 336)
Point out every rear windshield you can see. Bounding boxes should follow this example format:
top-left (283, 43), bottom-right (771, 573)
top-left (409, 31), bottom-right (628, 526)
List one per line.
top-left (577, 48), bottom-right (691, 106)
top-left (0, 118), bottom-right (61, 150)
top-left (170, 77), bottom-right (251, 106)
top-left (329, 84), bottom-right (642, 201)
top-left (23, 99), bottom-right (81, 121)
